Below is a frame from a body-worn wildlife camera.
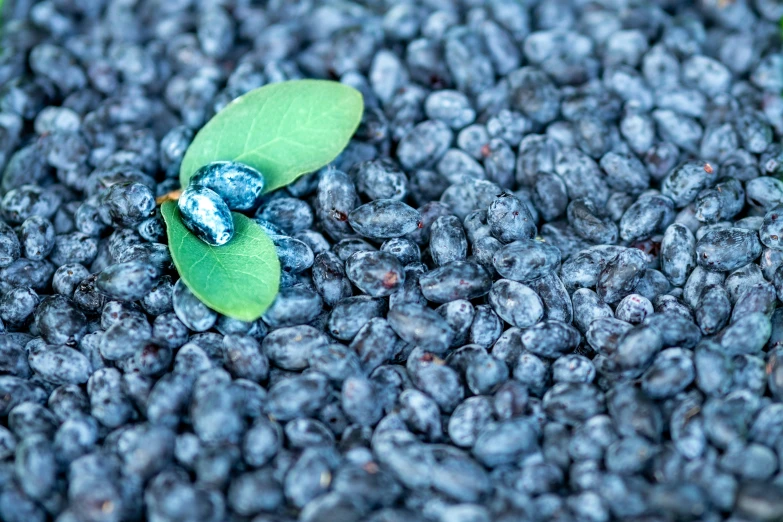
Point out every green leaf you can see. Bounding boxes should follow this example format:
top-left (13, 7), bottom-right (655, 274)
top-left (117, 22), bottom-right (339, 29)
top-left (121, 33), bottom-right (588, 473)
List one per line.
top-left (179, 79), bottom-right (364, 193)
top-left (161, 201), bottom-right (280, 321)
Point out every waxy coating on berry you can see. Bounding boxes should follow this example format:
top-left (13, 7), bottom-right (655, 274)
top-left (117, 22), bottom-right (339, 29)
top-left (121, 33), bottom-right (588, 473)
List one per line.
top-left (189, 161), bottom-right (266, 211)
top-left (177, 185), bottom-right (235, 246)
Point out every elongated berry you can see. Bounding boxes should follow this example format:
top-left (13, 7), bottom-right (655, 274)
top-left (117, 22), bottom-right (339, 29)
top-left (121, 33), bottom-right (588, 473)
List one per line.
top-left (178, 185), bottom-right (234, 246)
top-left (190, 161), bottom-right (266, 211)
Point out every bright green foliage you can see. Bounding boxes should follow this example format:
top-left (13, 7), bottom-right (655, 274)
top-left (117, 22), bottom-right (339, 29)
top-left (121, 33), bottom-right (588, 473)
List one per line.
top-left (166, 79), bottom-right (363, 320)
top-left (179, 79), bottom-right (364, 193)
top-left (161, 201), bottom-right (281, 321)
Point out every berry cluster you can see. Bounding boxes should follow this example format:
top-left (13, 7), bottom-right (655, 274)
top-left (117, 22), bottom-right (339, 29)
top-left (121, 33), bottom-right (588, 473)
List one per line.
top-left (178, 161), bottom-right (266, 245)
top-left (1, 0), bottom-right (783, 521)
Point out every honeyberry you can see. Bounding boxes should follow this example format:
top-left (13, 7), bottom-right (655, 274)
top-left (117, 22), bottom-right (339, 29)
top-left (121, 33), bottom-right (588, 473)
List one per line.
top-left (178, 185), bottom-right (235, 246)
top-left (189, 161), bottom-right (266, 211)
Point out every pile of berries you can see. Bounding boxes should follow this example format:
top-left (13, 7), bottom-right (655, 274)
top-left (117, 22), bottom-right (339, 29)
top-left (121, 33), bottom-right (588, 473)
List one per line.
top-left (178, 161), bottom-right (266, 245)
top-left (3, 0), bottom-right (783, 520)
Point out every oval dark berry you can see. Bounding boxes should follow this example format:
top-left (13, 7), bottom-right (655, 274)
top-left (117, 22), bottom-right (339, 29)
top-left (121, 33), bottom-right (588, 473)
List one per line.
top-left (189, 161), bottom-right (266, 211)
top-left (178, 185), bottom-right (235, 246)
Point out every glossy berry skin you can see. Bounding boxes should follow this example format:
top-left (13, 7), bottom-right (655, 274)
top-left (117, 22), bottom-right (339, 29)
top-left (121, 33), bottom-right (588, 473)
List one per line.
top-left (19, 216), bottom-right (55, 261)
top-left (493, 239), bottom-right (561, 282)
top-left (189, 161), bottom-right (265, 211)
top-left (101, 182), bottom-right (156, 228)
top-left (178, 185), bottom-right (234, 246)
top-left (348, 199), bottom-right (422, 239)
top-left (695, 227), bottom-right (762, 272)
top-left (97, 260), bottom-right (160, 302)
top-left (35, 295), bottom-right (87, 346)
top-left (487, 193), bottom-right (537, 243)
top-left (172, 279), bottom-right (217, 332)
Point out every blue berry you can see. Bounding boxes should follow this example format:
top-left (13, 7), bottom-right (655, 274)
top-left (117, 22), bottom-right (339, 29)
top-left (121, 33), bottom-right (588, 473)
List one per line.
top-left (262, 325), bottom-right (327, 371)
top-left (228, 469), bottom-right (283, 516)
top-left (349, 199), bottom-right (422, 239)
top-left (97, 260), bottom-right (160, 302)
top-left (256, 197), bottom-right (313, 234)
top-left (172, 279), bottom-right (217, 332)
top-left (19, 216), bottom-right (54, 262)
top-left (388, 303), bottom-right (453, 354)
top-left (265, 372), bottom-right (329, 421)
top-left (345, 251), bottom-right (405, 297)
top-left (35, 295), bottom-right (86, 346)
top-left (99, 314), bottom-right (151, 361)
top-left (493, 239), bottom-right (560, 282)
top-left (0, 287), bottom-right (38, 327)
top-left (2, 185), bottom-right (61, 225)
top-left (351, 318), bottom-right (406, 373)
top-left (177, 185), bottom-right (234, 246)
top-left (521, 320), bottom-right (581, 358)
top-left (419, 261), bottom-right (492, 303)
top-left (272, 235), bottom-right (315, 275)
top-left (429, 215), bottom-right (467, 266)
top-left (316, 169), bottom-right (359, 241)
top-left (328, 296), bottom-right (386, 341)
top-left (473, 418), bottom-right (539, 467)
top-left (263, 286), bottom-right (323, 328)
top-left (397, 120), bottom-right (453, 170)
top-left (567, 198), bottom-right (619, 244)
top-left (487, 193), bottom-right (537, 243)
top-left (469, 304), bottom-right (503, 349)
top-left (101, 181), bottom-right (156, 228)
top-left (695, 227), bottom-right (762, 272)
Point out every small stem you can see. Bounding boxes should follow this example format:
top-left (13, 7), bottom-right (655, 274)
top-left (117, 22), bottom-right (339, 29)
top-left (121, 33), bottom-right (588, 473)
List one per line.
top-left (156, 189), bottom-right (183, 205)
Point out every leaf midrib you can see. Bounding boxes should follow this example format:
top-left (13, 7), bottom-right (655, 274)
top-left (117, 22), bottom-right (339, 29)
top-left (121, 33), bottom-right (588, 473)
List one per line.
top-left (232, 95), bottom-right (358, 164)
top-left (190, 222), bottom-right (274, 298)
